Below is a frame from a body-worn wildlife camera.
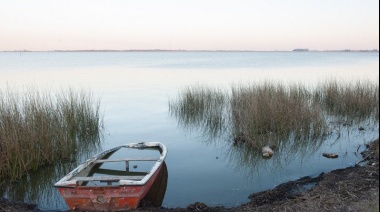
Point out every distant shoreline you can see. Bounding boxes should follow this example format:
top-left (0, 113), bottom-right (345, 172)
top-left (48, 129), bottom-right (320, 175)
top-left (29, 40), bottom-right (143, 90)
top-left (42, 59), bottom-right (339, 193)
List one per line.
top-left (1, 49), bottom-right (378, 53)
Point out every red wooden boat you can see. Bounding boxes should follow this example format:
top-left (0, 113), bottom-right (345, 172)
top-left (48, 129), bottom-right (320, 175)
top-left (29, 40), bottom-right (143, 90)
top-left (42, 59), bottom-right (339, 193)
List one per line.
top-left (54, 142), bottom-right (167, 211)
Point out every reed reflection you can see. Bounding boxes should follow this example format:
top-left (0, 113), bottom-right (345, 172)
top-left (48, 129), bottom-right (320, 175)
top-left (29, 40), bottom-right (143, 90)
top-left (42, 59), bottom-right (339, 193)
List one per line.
top-left (169, 85), bottom-right (229, 142)
top-left (0, 140), bottom-right (102, 210)
top-left (1, 161), bottom-right (79, 210)
top-left (141, 162), bottom-right (168, 207)
top-left (224, 136), bottom-right (324, 179)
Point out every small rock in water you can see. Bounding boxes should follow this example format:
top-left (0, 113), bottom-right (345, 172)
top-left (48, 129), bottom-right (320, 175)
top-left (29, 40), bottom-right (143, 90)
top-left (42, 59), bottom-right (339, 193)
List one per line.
top-left (322, 153), bottom-right (339, 159)
top-left (262, 145), bottom-right (274, 157)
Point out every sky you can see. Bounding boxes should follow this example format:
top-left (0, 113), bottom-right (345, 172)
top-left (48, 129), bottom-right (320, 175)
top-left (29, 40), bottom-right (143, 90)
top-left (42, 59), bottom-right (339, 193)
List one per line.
top-left (0, 0), bottom-right (379, 51)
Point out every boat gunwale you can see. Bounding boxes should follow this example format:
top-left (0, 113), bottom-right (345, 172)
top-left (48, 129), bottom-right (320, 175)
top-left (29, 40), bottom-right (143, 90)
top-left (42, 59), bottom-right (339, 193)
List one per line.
top-left (54, 141), bottom-right (167, 187)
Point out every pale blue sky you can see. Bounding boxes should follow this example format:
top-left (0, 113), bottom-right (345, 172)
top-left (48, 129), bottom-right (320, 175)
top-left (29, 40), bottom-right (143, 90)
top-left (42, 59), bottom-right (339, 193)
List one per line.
top-left (0, 0), bottom-right (378, 51)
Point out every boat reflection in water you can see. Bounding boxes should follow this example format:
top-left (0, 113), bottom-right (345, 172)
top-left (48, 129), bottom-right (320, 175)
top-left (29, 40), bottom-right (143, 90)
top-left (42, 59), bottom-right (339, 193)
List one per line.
top-left (141, 161), bottom-right (168, 207)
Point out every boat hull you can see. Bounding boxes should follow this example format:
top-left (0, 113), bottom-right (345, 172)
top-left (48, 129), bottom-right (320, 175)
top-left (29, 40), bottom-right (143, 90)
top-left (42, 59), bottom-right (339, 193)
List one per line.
top-left (57, 163), bottom-right (163, 211)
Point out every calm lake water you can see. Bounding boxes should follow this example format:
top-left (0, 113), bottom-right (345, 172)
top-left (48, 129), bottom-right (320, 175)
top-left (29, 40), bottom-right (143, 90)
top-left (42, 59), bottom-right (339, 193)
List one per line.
top-left (0, 51), bottom-right (379, 210)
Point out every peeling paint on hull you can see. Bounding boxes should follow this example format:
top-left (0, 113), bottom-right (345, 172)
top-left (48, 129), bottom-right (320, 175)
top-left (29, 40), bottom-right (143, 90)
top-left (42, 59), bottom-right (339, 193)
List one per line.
top-left (57, 165), bottom-right (162, 211)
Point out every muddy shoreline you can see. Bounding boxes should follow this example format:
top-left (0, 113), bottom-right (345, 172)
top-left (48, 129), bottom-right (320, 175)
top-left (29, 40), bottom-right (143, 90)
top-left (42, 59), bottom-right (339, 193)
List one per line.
top-left (1, 139), bottom-right (378, 212)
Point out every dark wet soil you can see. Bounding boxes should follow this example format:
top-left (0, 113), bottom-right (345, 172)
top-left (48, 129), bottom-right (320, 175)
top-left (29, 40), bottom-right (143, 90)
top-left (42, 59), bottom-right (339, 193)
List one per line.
top-left (1, 139), bottom-right (378, 212)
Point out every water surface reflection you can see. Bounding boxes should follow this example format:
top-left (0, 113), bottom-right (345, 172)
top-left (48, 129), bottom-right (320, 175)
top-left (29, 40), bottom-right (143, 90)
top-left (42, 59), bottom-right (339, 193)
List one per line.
top-left (142, 162), bottom-right (168, 207)
top-left (0, 51), bottom-right (378, 209)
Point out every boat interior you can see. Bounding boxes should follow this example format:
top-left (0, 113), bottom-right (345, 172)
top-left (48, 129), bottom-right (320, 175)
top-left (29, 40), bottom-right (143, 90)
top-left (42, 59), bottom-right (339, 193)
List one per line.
top-left (71, 146), bottom-right (162, 186)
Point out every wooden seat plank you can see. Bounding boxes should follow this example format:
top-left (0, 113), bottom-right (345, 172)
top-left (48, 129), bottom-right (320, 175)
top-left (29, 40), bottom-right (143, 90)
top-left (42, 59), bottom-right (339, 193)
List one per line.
top-left (71, 175), bottom-right (145, 181)
top-left (94, 158), bottom-right (159, 163)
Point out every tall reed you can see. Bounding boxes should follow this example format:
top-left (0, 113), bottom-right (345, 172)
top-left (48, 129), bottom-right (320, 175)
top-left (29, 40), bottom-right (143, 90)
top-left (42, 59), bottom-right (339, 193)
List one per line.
top-left (314, 79), bottom-right (379, 122)
top-left (169, 85), bottom-right (228, 139)
top-left (0, 87), bottom-right (103, 182)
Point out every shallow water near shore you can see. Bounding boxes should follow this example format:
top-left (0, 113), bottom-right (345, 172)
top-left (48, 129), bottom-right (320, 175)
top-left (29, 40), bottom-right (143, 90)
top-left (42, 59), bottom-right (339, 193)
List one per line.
top-left (0, 51), bottom-right (379, 210)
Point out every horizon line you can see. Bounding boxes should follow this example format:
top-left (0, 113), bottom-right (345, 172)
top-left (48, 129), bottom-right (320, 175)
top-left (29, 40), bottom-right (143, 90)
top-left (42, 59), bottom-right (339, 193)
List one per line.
top-left (1, 49), bottom-right (379, 53)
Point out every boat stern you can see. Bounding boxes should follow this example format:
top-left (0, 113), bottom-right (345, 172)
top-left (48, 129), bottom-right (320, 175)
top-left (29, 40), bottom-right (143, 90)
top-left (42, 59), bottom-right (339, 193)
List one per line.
top-left (56, 185), bottom-right (144, 211)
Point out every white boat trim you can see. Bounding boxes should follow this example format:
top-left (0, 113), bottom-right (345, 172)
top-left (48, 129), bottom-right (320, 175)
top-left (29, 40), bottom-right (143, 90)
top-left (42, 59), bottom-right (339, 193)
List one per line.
top-left (54, 141), bottom-right (167, 187)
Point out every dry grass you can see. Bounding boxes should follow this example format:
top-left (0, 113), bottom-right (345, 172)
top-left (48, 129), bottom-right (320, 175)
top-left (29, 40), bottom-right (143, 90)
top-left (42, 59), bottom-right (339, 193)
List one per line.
top-left (230, 81), bottom-right (327, 148)
top-left (315, 79), bottom-right (379, 122)
top-left (244, 141), bottom-right (379, 212)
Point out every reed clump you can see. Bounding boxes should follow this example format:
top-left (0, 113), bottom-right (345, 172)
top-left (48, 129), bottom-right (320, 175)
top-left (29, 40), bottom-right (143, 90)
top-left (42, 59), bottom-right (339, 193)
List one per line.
top-left (314, 79), bottom-right (379, 122)
top-left (169, 79), bottom-right (378, 150)
top-left (0, 87), bottom-right (103, 182)
top-left (231, 82), bottom-right (326, 148)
